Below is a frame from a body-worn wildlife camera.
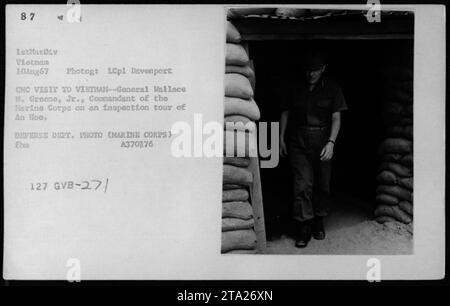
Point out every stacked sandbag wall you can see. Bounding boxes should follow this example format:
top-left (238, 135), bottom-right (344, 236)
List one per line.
top-left (375, 62), bottom-right (413, 226)
top-left (227, 7), bottom-right (276, 19)
top-left (221, 19), bottom-right (262, 254)
top-left (228, 7), bottom-right (346, 19)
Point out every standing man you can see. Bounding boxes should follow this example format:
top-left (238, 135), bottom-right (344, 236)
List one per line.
top-left (279, 52), bottom-right (347, 248)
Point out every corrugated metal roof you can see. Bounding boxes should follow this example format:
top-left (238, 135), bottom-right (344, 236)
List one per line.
top-left (228, 9), bottom-right (413, 21)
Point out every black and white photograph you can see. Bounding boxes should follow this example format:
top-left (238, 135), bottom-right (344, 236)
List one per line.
top-left (1, 2), bottom-right (445, 285)
top-left (222, 7), bottom-right (415, 255)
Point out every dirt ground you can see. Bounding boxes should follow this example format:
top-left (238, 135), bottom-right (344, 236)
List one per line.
top-left (265, 198), bottom-right (413, 255)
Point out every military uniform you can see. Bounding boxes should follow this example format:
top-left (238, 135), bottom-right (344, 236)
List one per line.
top-left (284, 76), bottom-right (348, 222)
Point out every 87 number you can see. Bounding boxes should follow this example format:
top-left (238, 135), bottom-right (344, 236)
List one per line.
top-left (21, 12), bottom-right (35, 20)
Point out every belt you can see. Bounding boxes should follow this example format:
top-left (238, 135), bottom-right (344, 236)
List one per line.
top-left (298, 126), bottom-right (329, 130)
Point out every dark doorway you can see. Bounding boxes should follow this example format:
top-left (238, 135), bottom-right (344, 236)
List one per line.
top-left (251, 39), bottom-right (414, 235)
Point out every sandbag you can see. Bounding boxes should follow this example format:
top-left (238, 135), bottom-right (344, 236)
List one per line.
top-left (382, 115), bottom-right (403, 127)
top-left (379, 162), bottom-right (412, 178)
top-left (376, 170), bottom-right (398, 185)
top-left (386, 125), bottom-right (413, 140)
top-left (403, 104), bottom-right (413, 116)
top-left (225, 97), bottom-right (260, 121)
top-left (246, 60), bottom-right (256, 91)
top-left (225, 73), bottom-right (253, 99)
top-left (376, 193), bottom-right (399, 206)
top-left (221, 229), bottom-right (256, 252)
top-left (225, 65), bottom-right (255, 79)
top-left (223, 184), bottom-right (245, 190)
top-left (381, 153), bottom-right (403, 163)
top-left (387, 88), bottom-right (413, 104)
top-left (399, 201), bottom-right (413, 215)
top-left (389, 79), bottom-right (413, 92)
top-left (398, 177), bottom-right (413, 191)
top-left (275, 8), bottom-right (308, 18)
top-left (222, 201), bottom-right (253, 220)
top-left (224, 116), bottom-right (257, 134)
top-left (374, 204), bottom-right (412, 224)
top-left (226, 21), bottom-right (241, 43)
top-left (375, 216), bottom-right (397, 224)
top-left (221, 229), bottom-right (257, 253)
top-left (223, 156), bottom-right (251, 167)
top-left (227, 8), bottom-right (275, 19)
top-left (224, 129), bottom-right (257, 157)
top-left (226, 43), bottom-right (249, 66)
top-left (223, 164), bottom-right (253, 185)
top-left (224, 249), bottom-right (257, 254)
top-left (385, 116), bottom-right (412, 127)
top-left (396, 118), bottom-right (413, 126)
top-left (222, 188), bottom-right (249, 202)
top-left (384, 102), bottom-right (405, 116)
top-left (378, 138), bottom-right (413, 155)
top-left (376, 184), bottom-right (412, 202)
top-left (225, 114), bottom-right (253, 126)
top-left (400, 154), bottom-right (413, 167)
top-left (222, 217), bottom-right (255, 232)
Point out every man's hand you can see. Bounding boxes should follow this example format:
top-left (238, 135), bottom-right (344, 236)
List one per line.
top-left (280, 139), bottom-right (288, 157)
top-left (320, 142), bottom-right (334, 161)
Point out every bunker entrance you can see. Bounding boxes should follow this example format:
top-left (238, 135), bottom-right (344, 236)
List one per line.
top-left (251, 40), bottom-right (412, 236)
top-left (228, 9), bottom-right (414, 253)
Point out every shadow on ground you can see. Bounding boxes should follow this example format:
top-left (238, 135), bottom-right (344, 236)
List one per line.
top-left (265, 197), bottom-right (413, 255)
